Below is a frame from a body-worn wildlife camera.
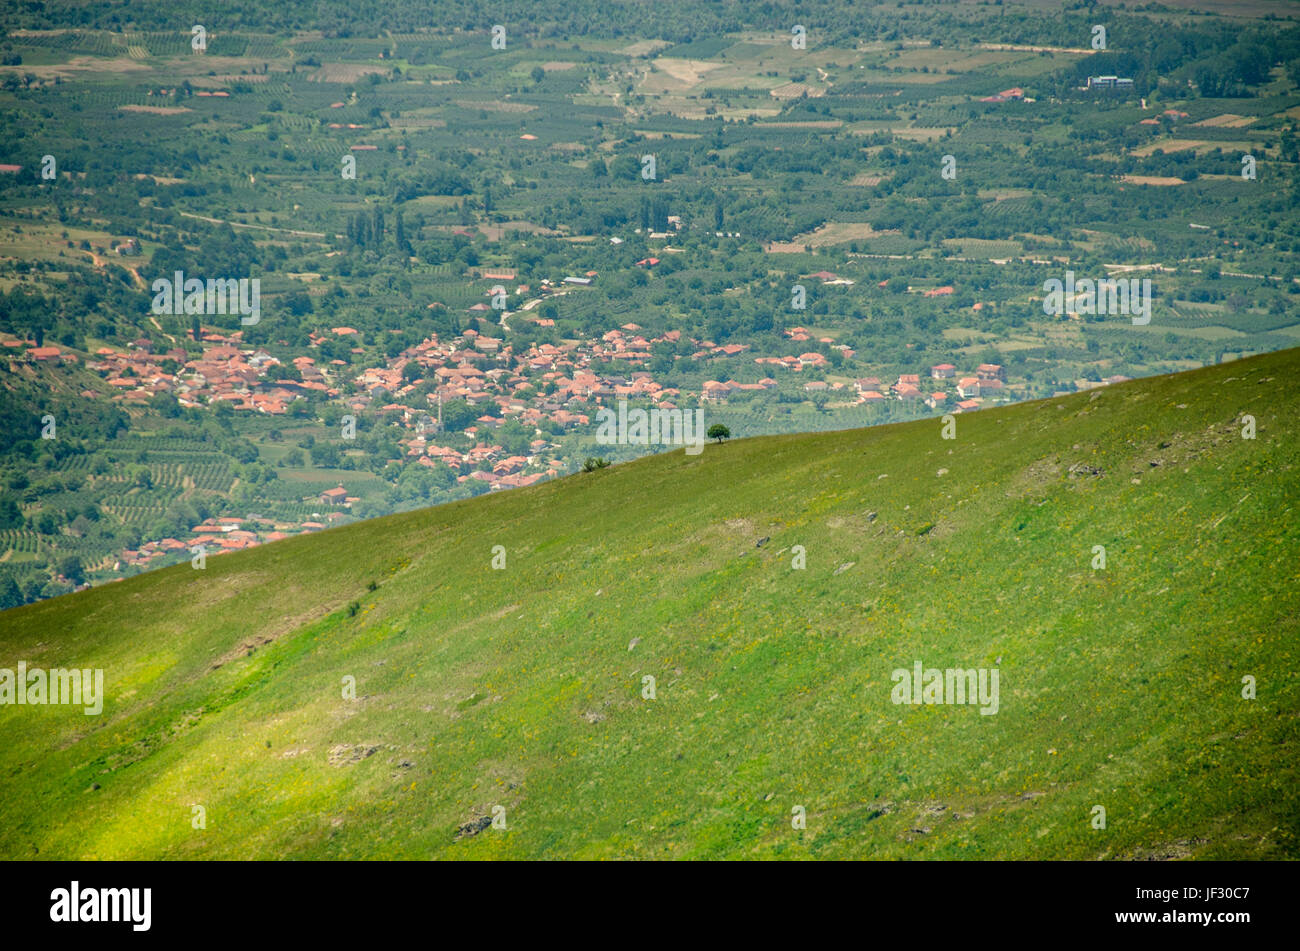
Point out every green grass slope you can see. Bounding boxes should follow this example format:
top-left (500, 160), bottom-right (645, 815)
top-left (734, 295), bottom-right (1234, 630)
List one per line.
top-left (1, 350), bottom-right (1297, 860)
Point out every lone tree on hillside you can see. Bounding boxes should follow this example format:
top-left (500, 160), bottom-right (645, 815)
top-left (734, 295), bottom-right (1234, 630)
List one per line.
top-left (708, 424), bottom-right (731, 443)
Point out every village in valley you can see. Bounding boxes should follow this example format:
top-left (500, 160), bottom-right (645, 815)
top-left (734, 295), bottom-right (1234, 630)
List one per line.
top-left (5, 263), bottom-right (1043, 578)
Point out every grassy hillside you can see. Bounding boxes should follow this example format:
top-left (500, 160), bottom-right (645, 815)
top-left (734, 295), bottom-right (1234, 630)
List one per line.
top-left (1, 349), bottom-right (1297, 860)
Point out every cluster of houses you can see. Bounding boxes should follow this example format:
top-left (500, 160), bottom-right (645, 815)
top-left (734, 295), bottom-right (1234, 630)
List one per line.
top-left (116, 512), bottom-right (349, 571)
top-left (4, 340), bottom-right (77, 364)
top-left (763, 361), bottom-right (1008, 412)
top-left (694, 325), bottom-right (1012, 413)
top-left (7, 309), bottom-right (1022, 443)
top-left (344, 319), bottom-right (763, 482)
top-left (851, 362), bottom-right (1006, 411)
top-left (68, 330), bottom-right (341, 413)
top-left (404, 434), bottom-right (559, 491)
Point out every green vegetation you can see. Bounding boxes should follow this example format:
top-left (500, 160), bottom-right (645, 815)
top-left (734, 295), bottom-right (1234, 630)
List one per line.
top-left (0, 349), bottom-right (1295, 859)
